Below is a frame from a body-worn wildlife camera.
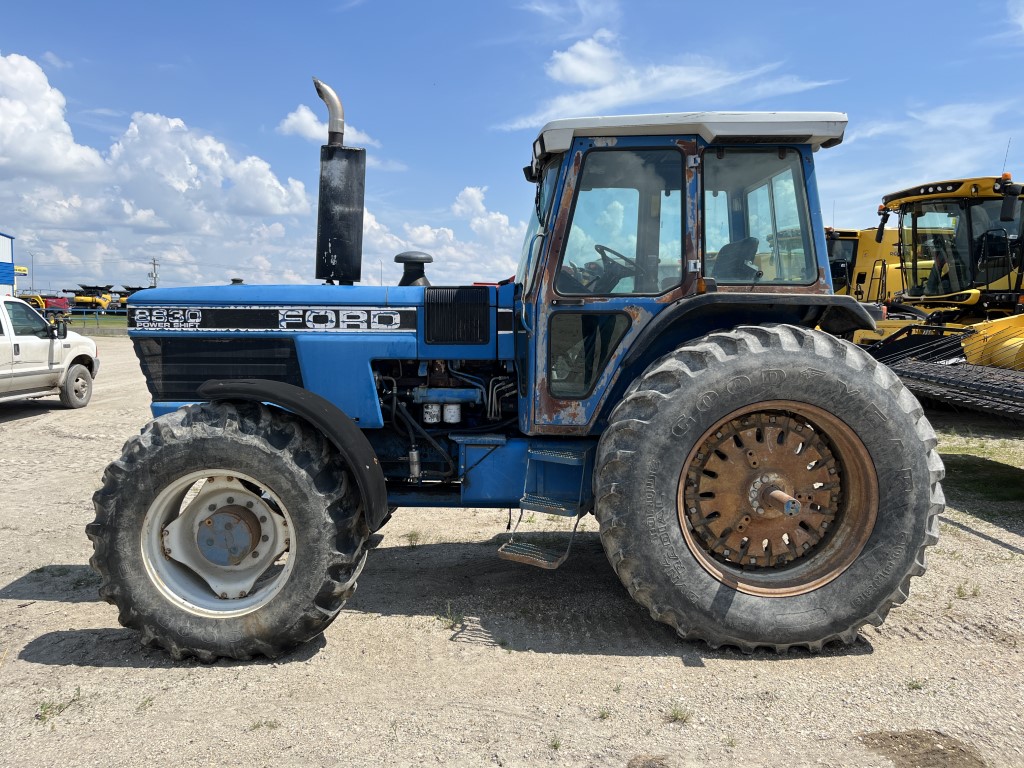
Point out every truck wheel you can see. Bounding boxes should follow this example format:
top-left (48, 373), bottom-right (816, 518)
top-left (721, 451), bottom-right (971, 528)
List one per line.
top-left (88, 401), bottom-right (369, 661)
top-left (59, 364), bottom-right (93, 408)
top-left (595, 325), bottom-right (943, 651)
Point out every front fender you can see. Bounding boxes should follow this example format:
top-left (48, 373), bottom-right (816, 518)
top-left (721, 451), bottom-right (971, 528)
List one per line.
top-left (197, 379), bottom-right (389, 532)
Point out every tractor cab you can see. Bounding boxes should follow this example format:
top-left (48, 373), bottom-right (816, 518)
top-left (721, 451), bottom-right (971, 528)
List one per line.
top-left (515, 111), bottom-right (859, 433)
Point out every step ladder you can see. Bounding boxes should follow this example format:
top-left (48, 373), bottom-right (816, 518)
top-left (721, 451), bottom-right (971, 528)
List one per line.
top-left (497, 442), bottom-right (592, 569)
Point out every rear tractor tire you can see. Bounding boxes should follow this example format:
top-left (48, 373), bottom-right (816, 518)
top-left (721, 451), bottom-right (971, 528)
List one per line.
top-left (88, 401), bottom-right (369, 661)
top-left (595, 325), bottom-right (943, 652)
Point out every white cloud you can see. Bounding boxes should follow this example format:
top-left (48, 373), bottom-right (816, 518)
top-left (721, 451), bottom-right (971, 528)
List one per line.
top-left (520, 0), bottom-right (620, 38)
top-left (0, 53), bottom-right (105, 177)
top-left (545, 29), bottom-right (621, 86)
top-left (501, 32), bottom-right (833, 129)
top-left (277, 104), bottom-right (381, 147)
top-left (41, 51), bottom-right (72, 70)
top-left (361, 187), bottom-right (526, 286)
top-left (1009, 0), bottom-right (1024, 31)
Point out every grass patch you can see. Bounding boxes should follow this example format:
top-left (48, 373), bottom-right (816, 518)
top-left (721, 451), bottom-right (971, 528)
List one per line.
top-left (36, 687), bottom-right (81, 723)
top-left (68, 313), bottom-right (127, 330)
top-left (906, 679), bottom-right (926, 691)
top-left (247, 719), bottom-right (280, 731)
top-left (435, 601), bottom-right (464, 630)
top-left (136, 696), bottom-right (155, 713)
top-left (954, 582), bottom-right (981, 599)
top-left (665, 703), bottom-right (693, 724)
top-left (597, 708), bottom-right (610, 720)
top-left (402, 530), bottom-right (422, 547)
top-left (548, 737), bottom-right (561, 751)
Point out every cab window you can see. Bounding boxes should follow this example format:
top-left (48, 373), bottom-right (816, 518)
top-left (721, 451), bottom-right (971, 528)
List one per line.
top-left (703, 148), bottom-right (817, 285)
top-left (5, 301), bottom-right (50, 338)
top-left (556, 148), bottom-right (684, 295)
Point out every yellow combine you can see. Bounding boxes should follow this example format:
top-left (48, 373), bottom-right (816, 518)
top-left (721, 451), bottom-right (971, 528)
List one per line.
top-left (875, 174), bottom-right (1023, 322)
top-left (857, 175), bottom-right (1024, 417)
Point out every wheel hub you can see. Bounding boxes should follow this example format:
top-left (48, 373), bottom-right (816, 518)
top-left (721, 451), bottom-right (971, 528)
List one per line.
top-left (197, 505), bottom-right (262, 566)
top-left (683, 412), bottom-right (840, 569)
top-left (156, 475), bottom-right (290, 602)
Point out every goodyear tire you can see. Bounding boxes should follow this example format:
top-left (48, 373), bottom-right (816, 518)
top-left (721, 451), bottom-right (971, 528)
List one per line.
top-left (88, 401), bottom-right (369, 661)
top-left (59, 363), bottom-right (93, 408)
top-left (594, 325), bottom-right (943, 651)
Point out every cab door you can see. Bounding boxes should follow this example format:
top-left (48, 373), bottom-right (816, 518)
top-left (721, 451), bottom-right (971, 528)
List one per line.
top-left (526, 137), bottom-right (699, 435)
top-left (0, 309), bottom-right (13, 395)
top-left (3, 300), bottom-right (61, 393)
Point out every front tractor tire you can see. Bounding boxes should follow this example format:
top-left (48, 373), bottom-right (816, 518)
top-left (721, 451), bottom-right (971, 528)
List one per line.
top-left (595, 325), bottom-right (943, 652)
top-left (88, 402), bottom-right (369, 661)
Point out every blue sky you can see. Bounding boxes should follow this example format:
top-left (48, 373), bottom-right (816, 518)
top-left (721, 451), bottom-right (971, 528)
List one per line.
top-left (2, 0), bottom-right (1023, 291)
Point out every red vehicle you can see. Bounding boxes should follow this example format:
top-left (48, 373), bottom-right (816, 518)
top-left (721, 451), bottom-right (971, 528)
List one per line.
top-left (21, 293), bottom-right (73, 321)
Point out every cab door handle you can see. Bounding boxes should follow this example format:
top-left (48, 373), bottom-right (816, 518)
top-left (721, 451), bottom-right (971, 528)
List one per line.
top-left (13, 343), bottom-right (19, 355)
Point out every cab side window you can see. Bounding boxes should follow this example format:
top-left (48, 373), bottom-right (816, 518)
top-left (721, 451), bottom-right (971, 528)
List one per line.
top-left (5, 302), bottom-right (51, 338)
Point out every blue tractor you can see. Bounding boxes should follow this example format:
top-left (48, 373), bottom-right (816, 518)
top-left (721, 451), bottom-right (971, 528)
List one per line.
top-left (88, 80), bottom-right (943, 661)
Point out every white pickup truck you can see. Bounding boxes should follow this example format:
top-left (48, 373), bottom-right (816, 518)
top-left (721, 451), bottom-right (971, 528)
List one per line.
top-left (0, 296), bottom-right (99, 408)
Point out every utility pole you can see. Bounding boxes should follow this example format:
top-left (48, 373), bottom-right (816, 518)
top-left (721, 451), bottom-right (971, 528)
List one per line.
top-left (147, 255), bottom-right (159, 287)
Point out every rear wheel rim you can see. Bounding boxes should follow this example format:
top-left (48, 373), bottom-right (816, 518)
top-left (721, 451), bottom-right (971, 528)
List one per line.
top-left (677, 401), bottom-right (878, 597)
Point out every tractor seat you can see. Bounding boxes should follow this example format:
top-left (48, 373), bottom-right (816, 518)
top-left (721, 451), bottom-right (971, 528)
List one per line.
top-left (711, 237), bottom-right (759, 280)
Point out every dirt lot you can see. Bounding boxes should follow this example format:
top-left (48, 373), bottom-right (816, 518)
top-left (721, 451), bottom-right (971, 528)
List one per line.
top-left (1, 336), bottom-right (1022, 768)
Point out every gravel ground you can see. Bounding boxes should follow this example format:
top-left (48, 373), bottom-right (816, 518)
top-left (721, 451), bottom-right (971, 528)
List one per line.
top-left (0, 336), bottom-right (1021, 768)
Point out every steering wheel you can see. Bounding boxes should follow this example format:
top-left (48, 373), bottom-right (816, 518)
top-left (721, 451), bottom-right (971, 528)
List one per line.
top-left (594, 243), bottom-right (636, 268)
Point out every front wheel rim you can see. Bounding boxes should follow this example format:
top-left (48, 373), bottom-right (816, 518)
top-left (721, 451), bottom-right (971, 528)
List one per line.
top-left (677, 402), bottom-right (878, 597)
top-left (142, 469), bottom-right (295, 617)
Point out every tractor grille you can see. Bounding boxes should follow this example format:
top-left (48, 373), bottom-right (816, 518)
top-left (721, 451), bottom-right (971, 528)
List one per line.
top-left (134, 337), bottom-right (302, 401)
top-left (424, 287), bottom-right (490, 345)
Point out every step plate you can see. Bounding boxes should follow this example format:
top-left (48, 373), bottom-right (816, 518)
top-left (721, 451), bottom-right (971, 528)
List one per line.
top-left (497, 540), bottom-right (569, 570)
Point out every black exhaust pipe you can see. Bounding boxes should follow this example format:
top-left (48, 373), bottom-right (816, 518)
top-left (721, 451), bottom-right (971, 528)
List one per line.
top-left (313, 78), bottom-right (365, 285)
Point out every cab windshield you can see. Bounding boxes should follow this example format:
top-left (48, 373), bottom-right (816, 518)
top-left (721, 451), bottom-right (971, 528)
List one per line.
top-left (516, 159), bottom-right (561, 287)
top-left (902, 198), bottom-right (1022, 296)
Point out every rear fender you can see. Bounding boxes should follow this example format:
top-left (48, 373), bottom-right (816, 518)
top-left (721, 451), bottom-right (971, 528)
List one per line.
top-left (197, 379), bottom-right (389, 532)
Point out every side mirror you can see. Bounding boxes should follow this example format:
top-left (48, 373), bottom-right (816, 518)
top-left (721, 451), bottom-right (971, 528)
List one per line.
top-left (1000, 186), bottom-right (1021, 222)
top-left (875, 208), bottom-right (890, 243)
top-left (54, 319), bottom-right (68, 340)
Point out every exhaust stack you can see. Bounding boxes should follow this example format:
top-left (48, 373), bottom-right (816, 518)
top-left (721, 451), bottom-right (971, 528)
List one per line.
top-left (313, 78), bottom-right (365, 285)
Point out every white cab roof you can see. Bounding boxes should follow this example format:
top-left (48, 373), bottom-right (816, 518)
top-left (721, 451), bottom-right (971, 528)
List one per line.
top-left (534, 112), bottom-right (848, 158)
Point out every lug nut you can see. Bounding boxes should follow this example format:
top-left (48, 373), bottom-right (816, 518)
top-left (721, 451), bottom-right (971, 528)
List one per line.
top-left (261, 535), bottom-right (269, 542)
top-left (259, 516), bottom-right (267, 523)
top-left (247, 501), bottom-right (254, 509)
top-left (208, 504), bottom-right (216, 511)
top-left (251, 551), bottom-right (260, 558)
top-left (227, 497), bottom-right (234, 504)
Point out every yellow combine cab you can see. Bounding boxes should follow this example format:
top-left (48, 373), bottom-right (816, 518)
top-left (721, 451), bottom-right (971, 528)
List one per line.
top-left (875, 175), bottom-right (1023, 323)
